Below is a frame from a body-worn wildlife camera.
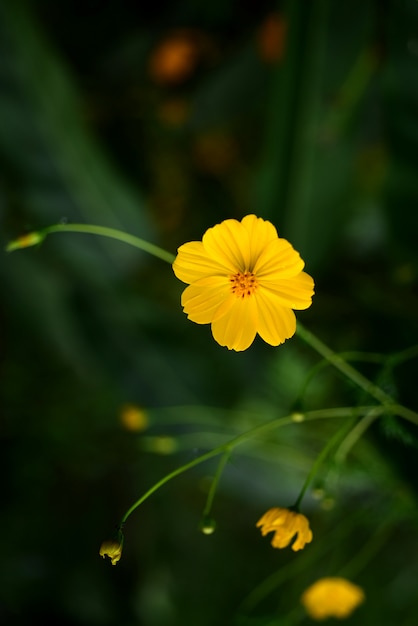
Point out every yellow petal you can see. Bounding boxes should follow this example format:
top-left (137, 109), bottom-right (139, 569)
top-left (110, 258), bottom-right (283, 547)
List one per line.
top-left (292, 517), bottom-right (313, 551)
top-left (181, 277), bottom-right (231, 324)
top-left (241, 215), bottom-right (279, 268)
top-left (211, 296), bottom-right (258, 351)
top-left (270, 529), bottom-right (294, 549)
top-left (255, 290), bottom-right (296, 345)
top-left (260, 272), bottom-right (315, 310)
top-left (253, 237), bottom-right (305, 278)
top-left (173, 241), bottom-right (230, 284)
top-left (256, 507), bottom-right (288, 531)
top-left (202, 219), bottom-right (250, 273)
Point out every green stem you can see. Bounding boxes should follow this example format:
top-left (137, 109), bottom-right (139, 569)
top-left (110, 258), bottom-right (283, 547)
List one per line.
top-left (296, 321), bottom-right (393, 406)
top-left (8, 223), bottom-right (176, 264)
top-left (202, 449), bottom-right (231, 519)
top-left (120, 446), bottom-right (221, 525)
top-left (293, 416), bottom-right (356, 509)
top-left (334, 407), bottom-right (382, 464)
top-left (118, 405), bottom-right (385, 527)
top-left (296, 322), bottom-right (418, 426)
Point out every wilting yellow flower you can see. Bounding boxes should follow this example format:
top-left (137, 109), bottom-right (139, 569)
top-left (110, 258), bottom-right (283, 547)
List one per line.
top-left (256, 507), bottom-right (313, 551)
top-left (301, 577), bottom-right (365, 620)
top-left (172, 215), bottom-right (314, 351)
top-left (99, 538), bottom-right (123, 566)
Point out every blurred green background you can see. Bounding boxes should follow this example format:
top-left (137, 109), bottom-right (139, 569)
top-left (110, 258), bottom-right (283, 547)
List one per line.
top-left (2, 0), bottom-right (418, 624)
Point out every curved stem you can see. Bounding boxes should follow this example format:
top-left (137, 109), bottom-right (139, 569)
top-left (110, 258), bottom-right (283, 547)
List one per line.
top-left (202, 449), bottom-right (231, 519)
top-left (335, 407), bottom-right (382, 464)
top-left (7, 223), bottom-right (176, 265)
top-left (297, 321), bottom-right (393, 406)
top-left (118, 405), bottom-right (385, 527)
top-left (120, 446), bottom-right (221, 525)
top-left (293, 416), bottom-right (356, 509)
top-left (296, 322), bottom-right (418, 427)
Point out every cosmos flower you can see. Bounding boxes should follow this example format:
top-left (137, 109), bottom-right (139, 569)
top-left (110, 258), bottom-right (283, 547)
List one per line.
top-left (301, 577), bottom-right (365, 620)
top-left (172, 215), bottom-right (314, 351)
top-left (256, 507), bottom-right (313, 551)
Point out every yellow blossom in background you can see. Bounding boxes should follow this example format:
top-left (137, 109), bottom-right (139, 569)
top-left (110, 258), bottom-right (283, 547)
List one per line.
top-left (172, 215), bottom-right (314, 351)
top-left (149, 31), bottom-right (199, 84)
top-left (301, 577), bottom-right (365, 620)
top-left (99, 538), bottom-right (123, 566)
top-left (256, 507), bottom-right (313, 551)
top-left (141, 435), bottom-right (178, 455)
top-left (120, 404), bottom-right (149, 432)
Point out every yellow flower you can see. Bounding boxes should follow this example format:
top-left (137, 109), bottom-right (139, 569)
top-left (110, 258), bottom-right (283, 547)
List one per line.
top-left (119, 404), bottom-right (149, 432)
top-left (301, 577), bottom-right (365, 620)
top-left (256, 507), bottom-right (313, 551)
top-left (99, 538), bottom-right (123, 566)
top-left (172, 215), bottom-right (314, 351)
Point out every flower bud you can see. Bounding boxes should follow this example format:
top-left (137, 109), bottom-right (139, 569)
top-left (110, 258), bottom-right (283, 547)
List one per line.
top-left (199, 516), bottom-right (216, 535)
top-left (6, 232), bottom-right (45, 252)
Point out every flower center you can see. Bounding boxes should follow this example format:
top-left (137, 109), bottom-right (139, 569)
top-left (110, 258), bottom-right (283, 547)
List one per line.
top-left (229, 271), bottom-right (258, 298)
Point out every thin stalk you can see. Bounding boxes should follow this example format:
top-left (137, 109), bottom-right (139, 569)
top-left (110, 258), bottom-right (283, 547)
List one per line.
top-left (202, 449), bottom-right (231, 519)
top-left (297, 321), bottom-right (394, 406)
top-left (293, 416), bottom-right (356, 509)
top-left (118, 405), bottom-right (385, 528)
top-left (7, 223), bottom-right (176, 265)
top-left (335, 407), bottom-right (382, 464)
top-left (297, 321), bottom-right (418, 426)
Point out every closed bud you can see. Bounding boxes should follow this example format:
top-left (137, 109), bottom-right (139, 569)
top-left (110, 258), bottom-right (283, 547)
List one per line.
top-left (6, 232), bottom-right (45, 252)
top-left (199, 516), bottom-right (216, 535)
top-left (99, 529), bottom-right (124, 565)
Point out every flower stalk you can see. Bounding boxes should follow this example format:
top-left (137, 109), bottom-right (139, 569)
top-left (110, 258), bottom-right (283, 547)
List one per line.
top-left (6, 223), bottom-right (175, 264)
top-left (118, 405), bottom-right (387, 530)
top-left (201, 448), bottom-right (231, 527)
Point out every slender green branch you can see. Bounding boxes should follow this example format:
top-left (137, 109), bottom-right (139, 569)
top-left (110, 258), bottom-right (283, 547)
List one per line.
top-left (335, 407), bottom-right (382, 464)
top-left (6, 223), bottom-right (176, 265)
top-left (293, 416), bottom-right (357, 509)
top-left (296, 322), bottom-right (418, 427)
top-left (297, 321), bottom-right (394, 406)
top-left (120, 446), bottom-right (221, 525)
top-left (118, 405), bottom-right (385, 527)
top-left (202, 449), bottom-right (231, 519)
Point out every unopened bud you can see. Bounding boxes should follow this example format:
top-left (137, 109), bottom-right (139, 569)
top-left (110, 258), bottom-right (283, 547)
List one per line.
top-left (199, 516), bottom-right (216, 535)
top-left (6, 232), bottom-right (45, 252)
top-left (99, 529), bottom-right (124, 565)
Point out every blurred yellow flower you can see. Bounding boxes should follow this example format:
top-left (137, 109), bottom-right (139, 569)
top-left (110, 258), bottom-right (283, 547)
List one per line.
top-left (301, 577), bottom-right (365, 620)
top-left (99, 538), bottom-right (123, 565)
top-left (120, 404), bottom-right (149, 432)
top-left (256, 507), bottom-right (313, 551)
top-left (172, 215), bottom-right (314, 351)
top-left (149, 31), bottom-right (199, 84)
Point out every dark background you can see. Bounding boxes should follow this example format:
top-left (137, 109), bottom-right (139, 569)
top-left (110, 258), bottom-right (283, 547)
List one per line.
top-left (1, 1), bottom-right (418, 624)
